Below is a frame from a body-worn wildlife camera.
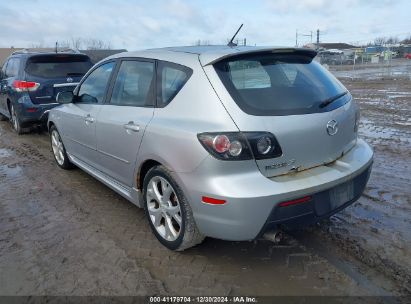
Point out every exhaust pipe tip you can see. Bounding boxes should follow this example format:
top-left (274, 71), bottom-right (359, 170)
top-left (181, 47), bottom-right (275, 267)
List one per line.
top-left (263, 230), bottom-right (283, 244)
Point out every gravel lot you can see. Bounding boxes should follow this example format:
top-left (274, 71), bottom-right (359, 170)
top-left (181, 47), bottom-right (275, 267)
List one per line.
top-left (0, 61), bottom-right (410, 299)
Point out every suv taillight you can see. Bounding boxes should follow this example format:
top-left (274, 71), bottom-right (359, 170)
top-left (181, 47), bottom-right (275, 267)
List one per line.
top-left (12, 80), bottom-right (40, 92)
top-left (197, 132), bottom-right (282, 161)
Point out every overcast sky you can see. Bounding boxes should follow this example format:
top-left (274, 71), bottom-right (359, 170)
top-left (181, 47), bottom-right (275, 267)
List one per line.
top-left (0, 0), bottom-right (410, 50)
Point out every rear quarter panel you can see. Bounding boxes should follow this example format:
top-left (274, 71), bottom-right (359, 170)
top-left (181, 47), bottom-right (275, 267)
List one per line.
top-left (135, 56), bottom-right (239, 177)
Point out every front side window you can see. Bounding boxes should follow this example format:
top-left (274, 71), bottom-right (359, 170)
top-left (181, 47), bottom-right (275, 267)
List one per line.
top-left (157, 61), bottom-right (192, 107)
top-left (214, 52), bottom-right (348, 116)
top-left (110, 60), bottom-right (155, 107)
top-left (77, 61), bottom-right (115, 104)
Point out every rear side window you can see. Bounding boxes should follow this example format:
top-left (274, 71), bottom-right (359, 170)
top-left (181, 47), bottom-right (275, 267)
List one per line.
top-left (214, 52), bottom-right (348, 116)
top-left (25, 55), bottom-right (92, 78)
top-left (5, 58), bottom-right (19, 77)
top-left (157, 61), bottom-right (192, 107)
top-left (110, 60), bottom-right (155, 107)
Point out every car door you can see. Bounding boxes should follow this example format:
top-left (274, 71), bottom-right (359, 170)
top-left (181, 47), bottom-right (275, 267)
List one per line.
top-left (59, 61), bottom-right (116, 167)
top-left (94, 59), bottom-right (155, 187)
top-left (0, 59), bottom-right (14, 116)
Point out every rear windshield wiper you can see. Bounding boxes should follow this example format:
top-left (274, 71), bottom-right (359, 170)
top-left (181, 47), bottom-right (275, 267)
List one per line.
top-left (319, 91), bottom-right (348, 108)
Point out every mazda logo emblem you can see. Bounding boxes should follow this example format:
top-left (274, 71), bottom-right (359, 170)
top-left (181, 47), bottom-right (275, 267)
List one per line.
top-left (326, 120), bottom-right (338, 136)
top-left (66, 77), bottom-right (73, 83)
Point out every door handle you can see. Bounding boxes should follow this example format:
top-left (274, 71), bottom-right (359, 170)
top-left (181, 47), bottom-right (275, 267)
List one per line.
top-left (123, 121), bottom-right (140, 132)
top-left (84, 114), bottom-right (95, 123)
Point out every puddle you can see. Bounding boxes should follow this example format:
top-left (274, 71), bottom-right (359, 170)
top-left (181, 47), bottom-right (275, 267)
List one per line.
top-left (388, 95), bottom-right (411, 99)
top-left (359, 120), bottom-right (411, 145)
top-left (0, 148), bottom-right (13, 158)
top-left (0, 164), bottom-right (23, 179)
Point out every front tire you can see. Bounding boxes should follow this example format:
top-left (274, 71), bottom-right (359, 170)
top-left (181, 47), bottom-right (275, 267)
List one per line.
top-left (50, 125), bottom-right (73, 170)
top-left (143, 165), bottom-right (204, 251)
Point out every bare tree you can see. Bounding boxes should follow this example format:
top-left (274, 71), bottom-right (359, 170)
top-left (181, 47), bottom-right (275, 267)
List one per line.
top-left (374, 37), bottom-right (386, 46)
top-left (57, 40), bottom-right (71, 49)
top-left (192, 39), bottom-right (211, 46)
top-left (27, 37), bottom-right (112, 51)
top-left (30, 42), bottom-right (45, 48)
top-left (386, 36), bottom-right (399, 45)
top-left (84, 38), bottom-right (111, 50)
top-left (401, 35), bottom-right (411, 44)
top-left (70, 37), bottom-right (83, 50)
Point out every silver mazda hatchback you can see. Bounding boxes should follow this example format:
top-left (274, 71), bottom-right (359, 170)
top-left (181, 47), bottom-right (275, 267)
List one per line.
top-left (48, 46), bottom-right (373, 250)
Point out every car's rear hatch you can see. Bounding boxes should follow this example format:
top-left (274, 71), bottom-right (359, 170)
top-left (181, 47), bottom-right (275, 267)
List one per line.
top-left (24, 54), bottom-right (92, 104)
top-left (204, 48), bottom-right (358, 178)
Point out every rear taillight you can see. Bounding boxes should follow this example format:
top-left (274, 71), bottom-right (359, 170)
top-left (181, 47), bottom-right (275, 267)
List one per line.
top-left (12, 80), bottom-right (40, 92)
top-left (197, 132), bottom-right (252, 161)
top-left (197, 132), bottom-right (282, 161)
top-left (244, 132), bottom-right (282, 160)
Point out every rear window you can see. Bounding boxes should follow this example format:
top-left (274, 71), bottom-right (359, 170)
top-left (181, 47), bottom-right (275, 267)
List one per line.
top-left (25, 55), bottom-right (92, 78)
top-left (214, 52), bottom-right (349, 116)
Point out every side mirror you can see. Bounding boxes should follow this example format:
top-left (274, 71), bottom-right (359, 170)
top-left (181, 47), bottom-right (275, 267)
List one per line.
top-left (56, 91), bottom-right (74, 104)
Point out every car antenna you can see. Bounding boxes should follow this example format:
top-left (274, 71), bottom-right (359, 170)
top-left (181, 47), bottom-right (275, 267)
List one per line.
top-left (227, 24), bottom-right (243, 47)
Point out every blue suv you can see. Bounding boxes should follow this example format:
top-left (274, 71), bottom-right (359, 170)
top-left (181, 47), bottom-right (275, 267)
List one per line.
top-left (0, 50), bottom-right (92, 134)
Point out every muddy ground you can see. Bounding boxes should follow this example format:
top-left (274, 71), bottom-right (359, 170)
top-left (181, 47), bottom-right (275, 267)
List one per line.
top-left (0, 62), bottom-right (410, 300)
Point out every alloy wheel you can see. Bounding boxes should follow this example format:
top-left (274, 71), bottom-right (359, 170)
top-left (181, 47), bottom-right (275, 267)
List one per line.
top-left (146, 176), bottom-right (182, 241)
top-left (51, 130), bottom-right (65, 166)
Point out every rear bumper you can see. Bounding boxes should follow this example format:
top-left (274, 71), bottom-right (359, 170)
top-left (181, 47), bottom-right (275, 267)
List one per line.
top-left (178, 139), bottom-right (373, 241)
top-left (15, 95), bottom-right (59, 126)
top-left (259, 162), bottom-right (372, 236)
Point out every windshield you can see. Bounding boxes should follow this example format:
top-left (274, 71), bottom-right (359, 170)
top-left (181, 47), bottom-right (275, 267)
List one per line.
top-left (25, 55), bottom-right (92, 78)
top-left (214, 52), bottom-right (349, 116)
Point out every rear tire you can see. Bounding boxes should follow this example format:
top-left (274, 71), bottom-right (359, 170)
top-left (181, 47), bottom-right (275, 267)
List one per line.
top-left (143, 165), bottom-right (205, 251)
top-left (10, 104), bottom-right (25, 134)
top-left (50, 125), bottom-right (73, 170)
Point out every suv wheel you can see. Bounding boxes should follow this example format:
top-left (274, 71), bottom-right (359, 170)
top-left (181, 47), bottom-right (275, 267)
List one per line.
top-left (10, 104), bottom-right (24, 134)
top-left (143, 165), bottom-right (205, 251)
top-left (50, 125), bottom-right (73, 169)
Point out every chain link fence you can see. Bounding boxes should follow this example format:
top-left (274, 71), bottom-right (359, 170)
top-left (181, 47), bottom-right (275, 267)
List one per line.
top-left (318, 54), bottom-right (411, 80)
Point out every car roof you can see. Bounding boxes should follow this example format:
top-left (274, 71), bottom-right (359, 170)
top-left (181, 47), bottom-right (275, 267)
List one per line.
top-left (107, 45), bottom-right (317, 66)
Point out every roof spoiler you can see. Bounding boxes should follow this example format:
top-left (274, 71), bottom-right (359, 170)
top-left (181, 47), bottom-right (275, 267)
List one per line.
top-left (11, 48), bottom-right (81, 56)
top-left (201, 47), bottom-right (317, 66)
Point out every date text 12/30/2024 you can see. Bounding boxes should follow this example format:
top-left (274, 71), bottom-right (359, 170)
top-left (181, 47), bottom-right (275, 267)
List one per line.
top-left (149, 296), bottom-right (258, 303)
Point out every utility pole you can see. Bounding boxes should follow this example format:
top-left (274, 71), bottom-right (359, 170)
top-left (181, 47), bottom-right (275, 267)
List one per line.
top-left (316, 29), bottom-right (320, 49)
top-left (296, 29), bottom-right (312, 47)
top-left (296, 29), bottom-right (298, 47)
top-left (55, 41), bottom-right (58, 53)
